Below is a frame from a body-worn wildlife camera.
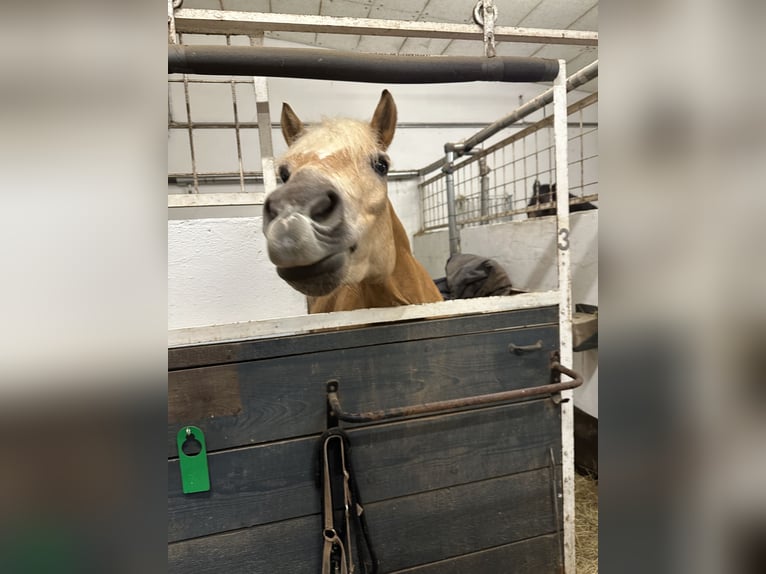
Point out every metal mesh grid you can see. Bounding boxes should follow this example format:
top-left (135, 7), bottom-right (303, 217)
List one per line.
top-left (168, 32), bottom-right (269, 197)
top-left (419, 92), bottom-right (598, 231)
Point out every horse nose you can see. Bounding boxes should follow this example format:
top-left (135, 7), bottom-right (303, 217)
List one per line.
top-left (263, 182), bottom-right (343, 227)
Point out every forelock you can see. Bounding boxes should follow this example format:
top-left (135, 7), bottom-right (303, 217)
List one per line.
top-left (288, 118), bottom-right (379, 159)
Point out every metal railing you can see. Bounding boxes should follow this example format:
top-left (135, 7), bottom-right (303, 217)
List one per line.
top-left (419, 64), bottom-right (598, 234)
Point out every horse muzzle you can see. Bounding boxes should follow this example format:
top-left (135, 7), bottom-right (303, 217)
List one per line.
top-left (263, 171), bottom-right (356, 296)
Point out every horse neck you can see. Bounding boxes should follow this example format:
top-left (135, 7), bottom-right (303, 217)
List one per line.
top-left (308, 200), bottom-right (435, 313)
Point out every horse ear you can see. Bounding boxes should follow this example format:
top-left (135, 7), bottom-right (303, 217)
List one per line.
top-left (370, 89), bottom-right (397, 150)
top-left (281, 103), bottom-right (304, 146)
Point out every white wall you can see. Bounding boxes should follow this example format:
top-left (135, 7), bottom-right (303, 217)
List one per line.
top-left (168, 217), bottom-right (305, 329)
top-left (168, 179), bottom-right (422, 330)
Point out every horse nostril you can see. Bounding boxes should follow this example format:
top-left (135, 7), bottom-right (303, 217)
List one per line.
top-left (263, 197), bottom-right (278, 222)
top-left (310, 191), bottom-right (341, 223)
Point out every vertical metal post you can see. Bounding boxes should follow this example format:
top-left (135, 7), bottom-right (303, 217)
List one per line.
top-left (167, 0), bottom-right (177, 44)
top-left (250, 33), bottom-right (278, 196)
top-left (479, 155), bottom-right (490, 223)
top-left (553, 59), bottom-right (575, 574)
top-left (179, 33), bottom-right (199, 194)
top-left (444, 150), bottom-right (460, 255)
top-left (225, 36), bottom-right (246, 194)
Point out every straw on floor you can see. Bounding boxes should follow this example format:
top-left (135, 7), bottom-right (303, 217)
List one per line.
top-left (575, 473), bottom-right (599, 573)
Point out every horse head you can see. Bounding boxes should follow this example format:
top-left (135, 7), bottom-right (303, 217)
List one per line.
top-left (263, 90), bottom-right (399, 298)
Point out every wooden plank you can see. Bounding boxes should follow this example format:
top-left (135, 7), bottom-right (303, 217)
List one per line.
top-left (168, 437), bottom-right (317, 543)
top-left (365, 469), bottom-right (558, 572)
top-left (365, 468), bottom-right (561, 571)
top-left (349, 400), bottom-right (562, 502)
top-left (168, 469), bottom-right (557, 574)
top-left (169, 305), bottom-right (557, 370)
top-left (168, 292), bottom-right (560, 348)
top-left (392, 533), bottom-right (561, 573)
top-left (168, 365), bottom-right (242, 424)
top-left (173, 9), bottom-right (598, 46)
top-left (169, 468), bottom-right (562, 573)
top-left (168, 514), bottom-right (322, 574)
top-left (168, 324), bottom-right (558, 454)
top-left (168, 399), bottom-right (561, 542)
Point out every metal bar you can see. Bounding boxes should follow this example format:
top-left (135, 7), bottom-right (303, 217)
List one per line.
top-left (168, 77), bottom-right (258, 83)
top-left (167, 120), bottom-right (598, 130)
top-left (479, 156), bottom-right (490, 222)
top-left (180, 35), bottom-right (199, 194)
top-left (169, 44), bottom-right (560, 83)
top-left (224, 35), bottom-right (246, 194)
top-left (553, 59), bottom-right (576, 574)
top-left (443, 150), bottom-right (461, 255)
top-left (419, 63), bottom-right (598, 177)
top-left (173, 9), bottom-right (598, 46)
top-left (549, 446), bottom-right (565, 569)
top-left (419, 194), bottom-right (598, 231)
top-left (445, 60), bottom-right (598, 157)
top-left (326, 362), bottom-right (583, 423)
top-left (168, 169), bottom-right (422, 184)
top-left (250, 33), bottom-right (278, 196)
top-left (167, 0), bottom-right (177, 44)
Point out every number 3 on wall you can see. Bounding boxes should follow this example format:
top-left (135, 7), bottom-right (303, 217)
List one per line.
top-left (558, 228), bottom-right (570, 251)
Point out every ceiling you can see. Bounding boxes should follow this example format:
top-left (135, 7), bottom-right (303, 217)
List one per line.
top-left (177, 0), bottom-right (598, 80)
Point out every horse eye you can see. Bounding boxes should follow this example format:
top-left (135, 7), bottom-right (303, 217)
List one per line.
top-left (372, 155), bottom-right (389, 176)
top-left (278, 165), bottom-right (291, 183)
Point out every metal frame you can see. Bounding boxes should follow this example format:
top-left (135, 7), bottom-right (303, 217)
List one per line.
top-left (174, 9), bottom-right (598, 46)
top-left (419, 80), bottom-right (598, 233)
top-left (553, 60), bottom-right (576, 574)
top-left (167, 8), bottom-right (596, 209)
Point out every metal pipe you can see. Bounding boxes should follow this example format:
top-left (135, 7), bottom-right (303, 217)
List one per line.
top-left (168, 169), bottom-right (422, 185)
top-left (479, 155), bottom-right (490, 222)
top-left (326, 362), bottom-right (583, 423)
top-left (443, 150), bottom-right (461, 255)
top-left (445, 60), bottom-right (598, 156)
top-left (169, 44), bottom-right (559, 83)
top-left (167, 120), bottom-right (598, 130)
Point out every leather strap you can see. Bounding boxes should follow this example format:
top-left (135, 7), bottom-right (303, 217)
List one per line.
top-left (319, 428), bottom-right (378, 574)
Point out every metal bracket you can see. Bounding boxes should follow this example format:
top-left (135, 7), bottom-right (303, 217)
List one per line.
top-left (473, 0), bottom-right (498, 58)
top-left (550, 350), bottom-right (562, 384)
top-left (508, 339), bottom-right (544, 355)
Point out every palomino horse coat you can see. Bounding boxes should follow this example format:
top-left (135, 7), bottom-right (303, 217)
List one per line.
top-left (263, 90), bottom-right (443, 314)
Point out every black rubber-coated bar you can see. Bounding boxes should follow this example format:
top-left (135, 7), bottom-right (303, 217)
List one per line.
top-left (169, 44), bottom-right (559, 84)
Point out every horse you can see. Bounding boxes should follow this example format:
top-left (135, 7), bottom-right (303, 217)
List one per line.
top-left (262, 90), bottom-right (444, 314)
top-left (527, 179), bottom-right (597, 218)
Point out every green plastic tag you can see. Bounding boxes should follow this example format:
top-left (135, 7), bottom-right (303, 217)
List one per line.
top-left (177, 426), bottom-right (211, 494)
